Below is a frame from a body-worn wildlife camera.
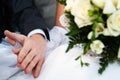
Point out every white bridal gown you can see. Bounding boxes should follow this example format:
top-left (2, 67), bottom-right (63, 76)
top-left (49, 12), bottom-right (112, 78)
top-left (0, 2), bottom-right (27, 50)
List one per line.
top-left (0, 26), bottom-right (120, 80)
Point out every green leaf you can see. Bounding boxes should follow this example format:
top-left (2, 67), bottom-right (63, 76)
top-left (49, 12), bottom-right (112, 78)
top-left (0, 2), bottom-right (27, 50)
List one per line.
top-left (83, 43), bottom-right (90, 55)
top-left (84, 63), bottom-right (89, 66)
top-left (57, 0), bottom-right (66, 5)
top-left (80, 59), bottom-right (84, 67)
top-left (75, 55), bottom-right (81, 60)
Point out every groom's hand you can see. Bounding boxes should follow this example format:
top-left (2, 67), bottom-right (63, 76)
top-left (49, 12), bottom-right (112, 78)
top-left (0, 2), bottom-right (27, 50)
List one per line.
top-left (4, 30), bottom-right (47, 78)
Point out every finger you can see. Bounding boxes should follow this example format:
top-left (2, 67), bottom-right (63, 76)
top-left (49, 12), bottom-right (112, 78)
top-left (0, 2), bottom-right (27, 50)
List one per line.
top-left (24, 55), bottom-right (40, 74)
top-left (25, 51), bottom-right (41, 73)
top-left (12, 49), bottom-right (21, 55)
top-left (4, 30), bottom-right (26, 44)
top-left (5, 37), bottom-right (16, 46)
top-left (19, 50), bottom-right (36, 70)
top-left (18, 44), bottom-right (31, 63)
top-left (33, 58), bottom-right (44, 78)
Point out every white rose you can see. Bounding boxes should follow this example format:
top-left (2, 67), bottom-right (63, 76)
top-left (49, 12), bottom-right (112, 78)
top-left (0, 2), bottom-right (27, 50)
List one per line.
top-left (95, 23), bottom-right (104, 37)
top-left (92, 0), bottom-right (105, 9)
top-left (88, 23), bottom-right (104, 39)
top-left (88, 31), bottom-right (93, 40)
top-left (90, 40), bottom-right (105, 54)
top-left (65, 0), bottom-right (75, 12)
top-left (103, 10), bottom-right (120, 36)
top-left (103, 0), bottom-right (120, 14)
top-left (74, 17), bottom-right (92, 28)
top-left (103, 28), bottom-right (111, 36)
top-left (112, 0), bottom-right (120, 9)
top-left (103, 0), bottom-right (116, 14)
top-left (71, 0), bottom-right (93, 28)
top-left (117, 47), bottom-right (120, 58)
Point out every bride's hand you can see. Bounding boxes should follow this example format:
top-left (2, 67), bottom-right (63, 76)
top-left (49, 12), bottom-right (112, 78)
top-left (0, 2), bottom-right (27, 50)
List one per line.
top-left (4, 30), bottom-right (47, 78)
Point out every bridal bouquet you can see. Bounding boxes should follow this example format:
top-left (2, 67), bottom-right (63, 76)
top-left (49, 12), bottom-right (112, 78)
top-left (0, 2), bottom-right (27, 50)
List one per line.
top-left (57, 0), bottom-right (120, 74)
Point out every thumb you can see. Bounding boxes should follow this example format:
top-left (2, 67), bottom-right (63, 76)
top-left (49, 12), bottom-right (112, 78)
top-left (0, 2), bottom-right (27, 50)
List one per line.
top-left (4, 30), bottom-right (26, 45)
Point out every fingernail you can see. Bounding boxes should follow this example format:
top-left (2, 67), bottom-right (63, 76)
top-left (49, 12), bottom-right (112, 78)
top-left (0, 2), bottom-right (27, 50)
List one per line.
top-left (25, 69), bottom-right (29, 74)
top-left (34, 75), bottom-right (38, 78)
top-left (24, 70), bottom-right (28, 74)
top-left (18, 57), bottom-right (22, 63)
top-left (34, 73), bottom-right (38, 78)
top-left (17, 63), bottom-right (20, 67)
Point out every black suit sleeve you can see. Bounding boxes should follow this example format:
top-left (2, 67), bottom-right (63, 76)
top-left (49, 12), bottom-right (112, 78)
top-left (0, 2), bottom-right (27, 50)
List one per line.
top-left (12, 0), bottom-right (49, 39)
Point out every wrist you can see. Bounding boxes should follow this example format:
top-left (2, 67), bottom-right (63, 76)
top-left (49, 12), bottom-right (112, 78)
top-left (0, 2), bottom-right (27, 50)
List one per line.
top-left (31, 33), bottom-right (46, 42)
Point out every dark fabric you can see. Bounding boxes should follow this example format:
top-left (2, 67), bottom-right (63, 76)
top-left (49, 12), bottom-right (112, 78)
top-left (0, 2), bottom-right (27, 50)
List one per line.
top-left (35, 0), bottom-right (57, 29)
top-left (1, 0), bottom-right (17, 31)
top-left (0, 0), bottom-right (49, 41)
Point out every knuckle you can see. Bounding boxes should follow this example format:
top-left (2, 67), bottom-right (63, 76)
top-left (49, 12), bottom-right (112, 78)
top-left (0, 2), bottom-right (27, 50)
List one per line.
top-left (31, 60), bottom-right (35, 66)
top-left (27, 61), bottom-right (35, 71)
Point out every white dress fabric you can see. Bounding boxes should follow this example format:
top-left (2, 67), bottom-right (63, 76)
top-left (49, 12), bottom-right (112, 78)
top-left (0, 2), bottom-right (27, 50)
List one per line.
top-left (0, 26), bottom-right (120, 80)
top-left (36, 44), bottom-right (120, 80)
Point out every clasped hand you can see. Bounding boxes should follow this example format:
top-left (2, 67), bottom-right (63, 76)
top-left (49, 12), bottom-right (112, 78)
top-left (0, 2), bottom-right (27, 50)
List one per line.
top-left (4, 30), bottom-right (47, 78)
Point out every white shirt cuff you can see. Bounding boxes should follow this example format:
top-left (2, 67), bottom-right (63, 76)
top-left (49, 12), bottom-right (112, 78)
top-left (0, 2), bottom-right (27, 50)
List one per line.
top-left (27, 29), bottom-right (47, 40)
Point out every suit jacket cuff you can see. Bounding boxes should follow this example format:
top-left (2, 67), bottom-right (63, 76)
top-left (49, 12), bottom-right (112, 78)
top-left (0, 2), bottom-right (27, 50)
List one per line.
top-left (27, 29), bottom-right (48, 40)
